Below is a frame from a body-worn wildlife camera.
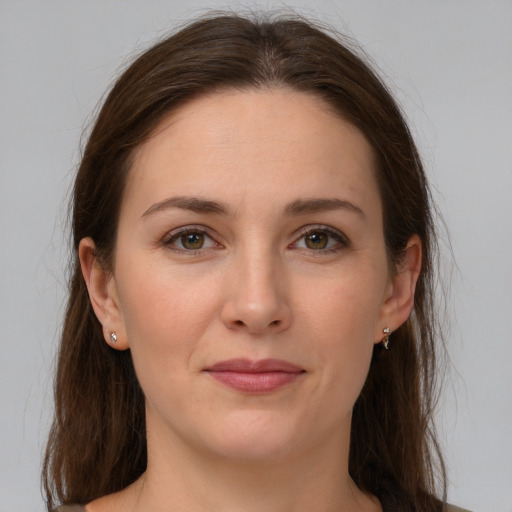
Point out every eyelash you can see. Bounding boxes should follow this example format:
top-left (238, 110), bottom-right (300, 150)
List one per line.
top-left (291, 225), bottom-right (351, 255)
top-left (162, 225), bottom-right (220, 255)
top-left (161, 225), bottom-right (350, 255)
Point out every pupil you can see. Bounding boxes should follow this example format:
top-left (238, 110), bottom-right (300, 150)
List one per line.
top-left (306, 232), bottom-right (327, 249)
top-left (182, 232), bottom-right (204, 249)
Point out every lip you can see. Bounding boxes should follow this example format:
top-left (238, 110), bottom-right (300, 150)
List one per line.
top-left (204, 358), bottom-right (305, 393)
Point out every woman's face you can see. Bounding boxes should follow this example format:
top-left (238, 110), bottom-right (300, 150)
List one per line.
top-left (96, 89), bottom-right (401, 462)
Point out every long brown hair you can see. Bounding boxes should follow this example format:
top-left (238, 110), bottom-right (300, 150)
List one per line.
top-left (44, 12), bottom-right (447, 511)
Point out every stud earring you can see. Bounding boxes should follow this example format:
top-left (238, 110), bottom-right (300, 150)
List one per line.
top-left (382, 327), bottom-right (391, 350)
top-left (109, 331), bottom-right (118, 344)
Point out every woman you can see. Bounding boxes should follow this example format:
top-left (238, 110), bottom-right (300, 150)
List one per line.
top-left (43, 13), bottom-right (468, 512)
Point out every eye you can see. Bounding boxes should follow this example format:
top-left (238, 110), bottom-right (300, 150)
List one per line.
top-left (163, 227), bottom-right (219, 252)
top-left (303, 231), bottom-right (330, 250)
top-left (292, 226), bottom-right (349, 253)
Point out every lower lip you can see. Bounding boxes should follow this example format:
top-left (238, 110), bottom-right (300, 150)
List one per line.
top-left (208, 371), bottom-right (303, 393)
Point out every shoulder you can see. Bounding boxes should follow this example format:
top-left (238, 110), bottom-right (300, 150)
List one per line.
top-left (446, 505), bottom-right (473, 512)
top-left (53, 501), bottom-right (471, 512)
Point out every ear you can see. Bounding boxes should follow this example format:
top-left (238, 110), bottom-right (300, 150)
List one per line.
top-left (375, 235), bottom-right (422, 342)
top-left (79, 237), bottom-right (129, 350)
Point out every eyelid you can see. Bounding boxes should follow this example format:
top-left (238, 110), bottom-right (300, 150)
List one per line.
top-left (162, 225), bottom-right (222, 253)
top-left (159, 223), bottom-right (349, 255)
top-left (291, 224), bottom-right (351, 252)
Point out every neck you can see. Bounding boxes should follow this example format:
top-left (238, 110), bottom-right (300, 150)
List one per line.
top-left (125, 420), bottom-right (380, 512)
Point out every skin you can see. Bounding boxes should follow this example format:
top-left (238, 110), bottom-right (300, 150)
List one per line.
top-left (80, 89), bottom-right (421, 512)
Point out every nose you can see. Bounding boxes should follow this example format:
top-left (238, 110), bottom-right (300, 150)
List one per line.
top-left (220, 248), bottom-right (292, 335)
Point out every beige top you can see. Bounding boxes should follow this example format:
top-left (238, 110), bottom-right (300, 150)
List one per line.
top-left (55, 505), bottom-right (471, 511)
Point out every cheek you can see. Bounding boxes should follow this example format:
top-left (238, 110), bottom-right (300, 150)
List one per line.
top-left (309, 269), bottom-right (385, 342)
top-left (115, 256), bottom-right (220, 373)
top-left (303, 268), bottom-right (385, 397)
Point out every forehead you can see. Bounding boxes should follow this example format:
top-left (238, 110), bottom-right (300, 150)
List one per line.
top-left (124, 88), bottom-right (380, 217)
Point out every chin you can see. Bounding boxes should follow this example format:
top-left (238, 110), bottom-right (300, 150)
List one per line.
top-left (195, 411), bottom-right (309, 463)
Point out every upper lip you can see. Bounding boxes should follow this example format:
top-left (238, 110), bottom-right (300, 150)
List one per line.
top-left (205, 358), bottom-right (304, 373)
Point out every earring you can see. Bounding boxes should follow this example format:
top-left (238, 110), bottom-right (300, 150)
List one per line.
top-left (109, 331), bottom-right (118, 344)
top-left (382, 327), bottom-right (390, 350)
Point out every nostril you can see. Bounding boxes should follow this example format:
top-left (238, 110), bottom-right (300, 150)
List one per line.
top-left (270, 320), bottom-right (280, 326)
top-left (234, 320), bottom-right (244, 326)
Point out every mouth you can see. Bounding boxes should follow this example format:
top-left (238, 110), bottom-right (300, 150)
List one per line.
top-left (204, 358), bottom-right (305, 393)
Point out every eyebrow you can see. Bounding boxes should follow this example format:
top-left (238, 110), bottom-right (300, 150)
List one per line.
top-left (142, 196), bottom-right (231, 218)
top-left (141, 195), bottom-right (365, 220)
top-left (285, 198), bottom-right (366, 220)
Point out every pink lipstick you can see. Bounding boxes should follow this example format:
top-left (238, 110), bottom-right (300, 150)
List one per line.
top-left (205, 358), bottom-right (304, 393)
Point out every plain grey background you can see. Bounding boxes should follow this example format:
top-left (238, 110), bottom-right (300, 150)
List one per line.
top-left (1, 1), bottom-right (511, 511)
